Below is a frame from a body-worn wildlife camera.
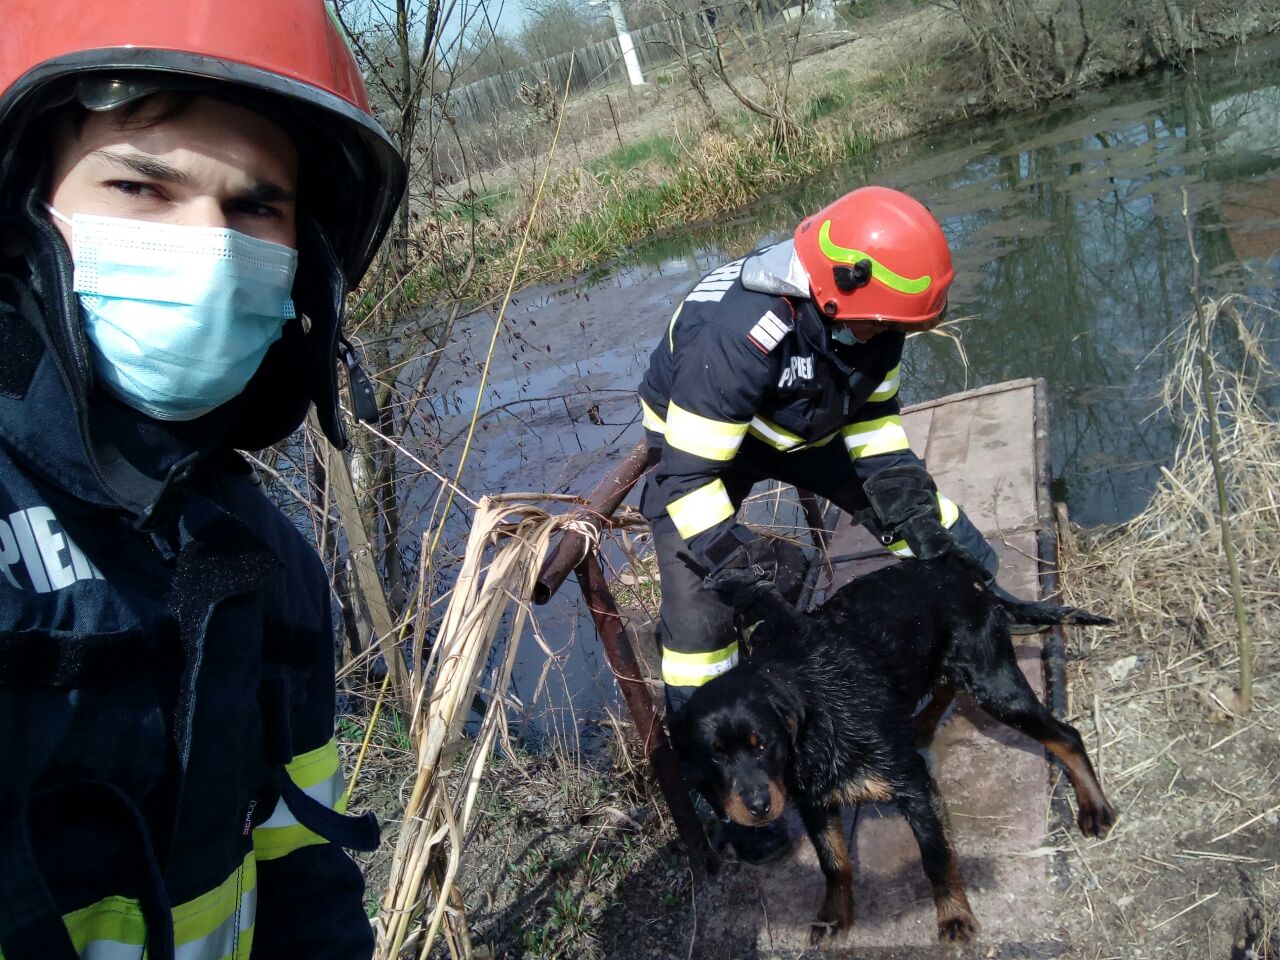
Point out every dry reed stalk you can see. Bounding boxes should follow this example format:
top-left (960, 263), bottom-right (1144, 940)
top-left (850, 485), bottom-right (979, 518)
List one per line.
top-left (1062, 292), bottom-right (1277, 701)
top-left (375, 496), bottom-right (581, 958)
top-left (1183, 191), bottom-right (1254, 711)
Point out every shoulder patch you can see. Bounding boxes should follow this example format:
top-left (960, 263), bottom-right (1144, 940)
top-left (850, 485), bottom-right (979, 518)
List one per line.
top-left (747, 310), bottom-right (792, 355)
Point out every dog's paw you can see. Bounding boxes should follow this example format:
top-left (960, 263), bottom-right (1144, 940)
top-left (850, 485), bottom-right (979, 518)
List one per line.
top-left (808, 916), bottom-right (852, 945)
top-left (935, 895), bottom-right (978, 943)
top-left (1078, 799), bottom-right (1118, 838)
top-left (809, 898), bottom-right (853, 945)
top-left (937, 913), bottom-right (978, 943)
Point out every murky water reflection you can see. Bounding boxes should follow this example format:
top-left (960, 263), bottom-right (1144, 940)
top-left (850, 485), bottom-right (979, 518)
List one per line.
top-left (402, 38), bottom-right (1280, 724)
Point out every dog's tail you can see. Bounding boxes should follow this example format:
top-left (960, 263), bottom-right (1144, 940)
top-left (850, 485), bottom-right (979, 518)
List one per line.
top-left (997, 596), bottom-right (1113, 627)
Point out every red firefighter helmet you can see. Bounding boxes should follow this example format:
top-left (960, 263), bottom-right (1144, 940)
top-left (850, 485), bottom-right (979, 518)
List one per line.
top-left (0, 0), bottom-right (406, 287)
top-left (793, 186), bottom-right (954, 325)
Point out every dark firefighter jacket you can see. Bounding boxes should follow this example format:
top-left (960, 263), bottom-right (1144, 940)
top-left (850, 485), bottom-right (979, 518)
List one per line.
top-left (0, 209), bottom-right (377, 960)
top-left (637, 245), bottom-right (961, 570)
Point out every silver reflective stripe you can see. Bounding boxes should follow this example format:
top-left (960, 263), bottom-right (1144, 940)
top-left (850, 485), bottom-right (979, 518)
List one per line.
top-left (80, 887), bottom-right (256, 960)
top-left (82, 943), bottom-right (142, 960)
top-left (259, 770), bottom-right (342, 829)
top-left (174, 887), bottom-right (256, 960)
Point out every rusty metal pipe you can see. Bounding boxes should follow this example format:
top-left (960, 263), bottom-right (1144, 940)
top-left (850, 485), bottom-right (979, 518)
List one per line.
top-left (576, 555), bottom-right (717, 871)
top-left (534, 440), bottom-right (652, 604)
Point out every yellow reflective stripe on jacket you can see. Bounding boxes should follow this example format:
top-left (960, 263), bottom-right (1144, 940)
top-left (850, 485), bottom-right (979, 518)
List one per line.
top-left (640, 398), bottom-right (666, 433)
top-left (56, 852), bottom-right (256, 960)
top-left (884, 493), bottom-right (962, 557)
top-left (868, 364), bottom-right (901, 403)
top-left (667, 479), bottom-right (735, 540)
top-left (662, 641), bottom-right (739, 687)
top-left (841, 415), bottom-right (910, 459)
top-left (667, 304), bottom-right (683, 351)
top-left (253, 739), bottom-right (346, 862)
top-left (747, 416), bottom-right (803, 451)
top-left (664, 402), bottom-right (748, 462)
top-left (747, 418), bottom-right (841, 453)
top-left (938, 493), bottom-right (960, 527)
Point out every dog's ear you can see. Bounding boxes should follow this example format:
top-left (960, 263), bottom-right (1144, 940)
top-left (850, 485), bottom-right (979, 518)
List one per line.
top-left (762, 674), bottom-right (805, 746)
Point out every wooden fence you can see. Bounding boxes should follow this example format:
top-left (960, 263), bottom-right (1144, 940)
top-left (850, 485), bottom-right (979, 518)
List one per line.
top-left (446, 16), bottom-right (703, 124)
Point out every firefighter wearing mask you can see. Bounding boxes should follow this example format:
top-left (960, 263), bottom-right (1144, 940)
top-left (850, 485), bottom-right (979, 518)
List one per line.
top-left (638, 186), bottom-right (1018, 863)
top-left (0, 2), bottom-right (405, 957)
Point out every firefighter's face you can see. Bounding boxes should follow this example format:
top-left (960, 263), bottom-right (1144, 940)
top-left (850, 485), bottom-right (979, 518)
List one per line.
top-left (840, 320), bottom-right (894, 342)
top-left (46, 95), bottom-right (299, 249)
top-left (839, 307), bottom-right (947, 341)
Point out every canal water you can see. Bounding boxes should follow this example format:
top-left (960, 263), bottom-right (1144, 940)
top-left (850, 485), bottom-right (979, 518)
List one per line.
top-left (405, 38), bottom-right (1280, 732)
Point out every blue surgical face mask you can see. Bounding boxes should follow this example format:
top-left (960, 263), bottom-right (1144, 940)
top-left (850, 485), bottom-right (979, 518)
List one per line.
top-left (831, 326), bottom-right (859, 346)
top-left (48, 206), bottom-right (299, 421)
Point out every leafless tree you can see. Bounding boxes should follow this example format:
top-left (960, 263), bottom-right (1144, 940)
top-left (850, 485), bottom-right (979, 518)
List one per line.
top-left (516, 0), bottom-right (613, 60)
top-left (325, 0), bottom-right (496, 686)
top-left (930, 0), bottom-right (1092, 104)
top-left (657, 0), bottom-right (813, 143)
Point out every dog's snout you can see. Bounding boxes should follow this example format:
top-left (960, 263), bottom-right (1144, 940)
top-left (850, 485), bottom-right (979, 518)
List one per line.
top-left (744, 789), bottom-right (772, 819)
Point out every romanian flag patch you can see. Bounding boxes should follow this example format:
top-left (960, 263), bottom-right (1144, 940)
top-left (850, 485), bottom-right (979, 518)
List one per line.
top-left (747, 310), bottom-right (791, 355)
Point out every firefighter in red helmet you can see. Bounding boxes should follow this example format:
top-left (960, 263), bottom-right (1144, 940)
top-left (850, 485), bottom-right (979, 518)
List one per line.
top-left (639, 186), bottom-right (1019, 863)
top-left (0, 2), bottom-right (405, 958)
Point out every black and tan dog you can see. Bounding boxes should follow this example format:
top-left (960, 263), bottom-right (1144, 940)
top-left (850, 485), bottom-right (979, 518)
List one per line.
top-left (671, 558), bottom-right (1117, 944)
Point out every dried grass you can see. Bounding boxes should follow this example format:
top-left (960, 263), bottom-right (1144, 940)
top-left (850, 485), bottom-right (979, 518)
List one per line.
top-left (373, 496), bottom-right (579, 959)
top-left (1062, 294), bottom-right (1278, 673)
top-left (1056, 294), bottom-right (1279, 955)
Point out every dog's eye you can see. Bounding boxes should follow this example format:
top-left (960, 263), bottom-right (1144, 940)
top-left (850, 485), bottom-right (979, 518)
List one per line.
top-left (756, 739), bottom-right (767, 751)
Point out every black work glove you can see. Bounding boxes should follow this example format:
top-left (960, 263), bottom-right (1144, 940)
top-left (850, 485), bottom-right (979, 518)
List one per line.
top-left (702, 536), bottom-right (778, 608)
top-left (863, 464), bottom-right (993, 583)
top-left (863, 464), bottom-right (952, 559)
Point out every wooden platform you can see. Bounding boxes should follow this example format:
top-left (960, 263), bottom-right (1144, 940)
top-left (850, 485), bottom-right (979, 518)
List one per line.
top-left (705, 378), bottom-right (1067, 957)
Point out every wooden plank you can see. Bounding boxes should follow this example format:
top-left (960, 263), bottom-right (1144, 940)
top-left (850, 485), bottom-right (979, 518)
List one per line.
top-left (924, 383), bottom-right (1039, 537)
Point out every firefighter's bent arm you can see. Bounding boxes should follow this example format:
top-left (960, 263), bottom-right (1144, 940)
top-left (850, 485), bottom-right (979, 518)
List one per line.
top-left (652, 319), bottom-right (776, 571)
top-left (841, 334), bottom-right (995, 571)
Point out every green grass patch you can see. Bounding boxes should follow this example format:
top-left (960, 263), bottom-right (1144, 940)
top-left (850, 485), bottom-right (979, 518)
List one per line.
top-left (594, 134), bottom-right (682, 174)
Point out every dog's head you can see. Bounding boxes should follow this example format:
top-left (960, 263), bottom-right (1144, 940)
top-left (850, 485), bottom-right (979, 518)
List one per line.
top-left (670, 668), bottom-right (804, 827)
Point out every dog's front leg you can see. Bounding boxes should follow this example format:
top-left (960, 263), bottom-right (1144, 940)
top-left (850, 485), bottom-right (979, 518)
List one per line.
top-left (796, 798), bottom-right (853, 944)
top-left (893, 759), bottom-right (978, 943)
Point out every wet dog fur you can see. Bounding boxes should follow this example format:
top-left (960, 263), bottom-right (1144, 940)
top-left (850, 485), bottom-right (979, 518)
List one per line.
top-left (671, 558), bottom-right (1118, 944)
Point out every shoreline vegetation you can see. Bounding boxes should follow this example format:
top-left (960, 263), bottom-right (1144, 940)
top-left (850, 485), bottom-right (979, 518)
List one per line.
top-left (376, 0), bottom-right (1279, 317)
top-left (346, 294), bottom-right (1280, 958)
top-left (309, 5), bottom-right (1280, 954)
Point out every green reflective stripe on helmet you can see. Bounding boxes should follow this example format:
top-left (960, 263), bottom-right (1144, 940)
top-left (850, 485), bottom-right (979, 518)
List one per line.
top-left (59, 853), bottom-right (256, 959)
top-left (818, 220), bottom-right (932, 295)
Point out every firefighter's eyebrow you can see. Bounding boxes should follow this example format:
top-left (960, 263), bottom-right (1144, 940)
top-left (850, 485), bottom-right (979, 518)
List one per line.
top-left (239, 181), bottom-right (297, 204)
top-left (90, 149), bottom-right (190, 185)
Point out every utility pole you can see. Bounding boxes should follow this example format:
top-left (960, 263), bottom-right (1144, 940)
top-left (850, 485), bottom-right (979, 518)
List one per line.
top-left (607, 0), bottom-right (645, 86)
